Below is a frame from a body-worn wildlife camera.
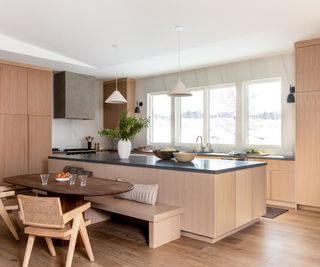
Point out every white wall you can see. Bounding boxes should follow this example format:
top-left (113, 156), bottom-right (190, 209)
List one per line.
top-left (134, 53), bottom-right (295, 155)
top-left (52, 80), bottom-right (110, 150)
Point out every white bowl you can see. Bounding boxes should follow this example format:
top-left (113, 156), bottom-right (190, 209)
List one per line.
top-left (55, 177), bottom-right (70, 182)
top-left (173, 152), bottom-right (197, 163)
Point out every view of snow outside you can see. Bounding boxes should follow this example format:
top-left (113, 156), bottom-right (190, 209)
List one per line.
top-left (209, 86), bottom-right (236, 144)
top-left (180, 90), bottom-right (204, 143)
top-left (247, 80), bottom-right (281, 145)
top-left (150, 79), bottom-right (281, 146)
top-left (150, 94), bottom-right (171, 143)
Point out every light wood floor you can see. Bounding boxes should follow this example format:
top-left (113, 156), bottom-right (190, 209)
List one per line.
top-left (0, 209), bottom-right (320, 267)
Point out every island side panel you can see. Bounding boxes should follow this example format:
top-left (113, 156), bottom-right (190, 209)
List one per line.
top-left (252, 166), bottom-right (267, 218)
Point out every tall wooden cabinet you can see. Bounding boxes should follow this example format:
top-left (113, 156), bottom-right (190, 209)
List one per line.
top-left (0, 62), bottom-right (52, 183)
top-left (295, 38), bottom-right (320, 208)
top-left (103, 78), bottom-right (135, 129)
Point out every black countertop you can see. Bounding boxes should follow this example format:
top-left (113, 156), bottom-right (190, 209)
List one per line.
top-left (49, 152), bottom-right (267, 175)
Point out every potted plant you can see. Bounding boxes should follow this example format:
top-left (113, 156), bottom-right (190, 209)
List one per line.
top-left (99, 110), bottom-right (150, 159)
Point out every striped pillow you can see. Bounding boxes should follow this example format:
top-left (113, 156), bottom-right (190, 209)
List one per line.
top-left (116, 184), bottom-right (159, 205)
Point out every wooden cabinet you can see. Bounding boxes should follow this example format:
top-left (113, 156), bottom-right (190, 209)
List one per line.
top-left (248, 158), bottom-right (295, 206)
top-left (296, 42), bottom-right (320, 92)
top-left (28, 116), bottom-right (52, 174)
top-left (28, 69), bottom-right (52, 116)
top-left (295, 38), bottom-right (320, 208)
top-left (0, 62), bottom-right (52, 181)
top-left (103, 78), bottom-right (135, 129)
top-left (270, 171), bottom-right (295, 202)
top-left (0, 64), bottom-right (28, 114)
top-left (296, 91), bottom-right (320, 207)
top-left (0, 114), bottom-right (28, 182)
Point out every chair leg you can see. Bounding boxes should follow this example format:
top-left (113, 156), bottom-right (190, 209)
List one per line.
top-left (65, 214), bottom-right (81, 267)
top-left (0, 201), bottom-right (19, 240)
top-left (23, 235), bottom-right (35, 267)
top-left (79, 217), bottom-right (94, 262)
top-left (44, 237), bottom-right (56, 256)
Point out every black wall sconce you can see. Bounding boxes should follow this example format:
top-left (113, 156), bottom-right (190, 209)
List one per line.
top-left (287, 85), bottom-right (295, 103)
top-left (135, 101), bottom-right (143, 113)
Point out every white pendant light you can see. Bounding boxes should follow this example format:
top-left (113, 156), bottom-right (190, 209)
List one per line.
top-left (169, 26), bottom-right (192, 97)
top-left (105, 75), bottom-right (127, 104)
top-left (105, 44), bottom-right (127, 104)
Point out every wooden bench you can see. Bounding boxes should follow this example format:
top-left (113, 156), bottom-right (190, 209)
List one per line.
top-left (85, 195), bottom-right (183, 248)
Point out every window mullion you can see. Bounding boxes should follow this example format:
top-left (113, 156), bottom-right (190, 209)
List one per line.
top-left (203, 88), bottom-right (209, 145)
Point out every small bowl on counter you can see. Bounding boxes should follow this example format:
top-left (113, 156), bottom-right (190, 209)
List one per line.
top-left (153, 149), bottom-right (177, 160)
top-left (173, 152), bottom-right (197, 163)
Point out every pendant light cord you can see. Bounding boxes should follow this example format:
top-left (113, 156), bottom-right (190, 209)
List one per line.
top-left (178, 30), bottom-right (181, 81)
top-left (115, 74), bottom-right (118, 91)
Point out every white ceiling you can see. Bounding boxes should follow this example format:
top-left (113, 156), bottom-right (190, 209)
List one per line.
top-left (0, 0), bottom-right (320, 79)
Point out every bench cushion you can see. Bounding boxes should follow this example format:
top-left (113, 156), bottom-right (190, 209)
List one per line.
top-left (85, 195), bottom-right (183, 223)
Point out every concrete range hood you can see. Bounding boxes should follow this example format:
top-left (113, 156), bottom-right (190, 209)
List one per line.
top-left (54, 71), bottom-right (96, 120)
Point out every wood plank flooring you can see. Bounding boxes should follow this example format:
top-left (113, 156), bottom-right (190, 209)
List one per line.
top-left (0, 209), bottom-right (320, 267)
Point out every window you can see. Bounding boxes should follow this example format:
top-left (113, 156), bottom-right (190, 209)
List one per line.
top-left (148, 78), bottom-right (284, 151)
top-left (245, 79), bottom-right (282, 146)
top-left (148, 93), bottom-right (171, 143)
top-left (209, 85), bottom-right (236, 144)
top-left (178, 89), bottom-right (204, 144)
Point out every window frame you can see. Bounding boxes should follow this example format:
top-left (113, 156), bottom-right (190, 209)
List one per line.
top-left (243, 77), bottom-right (282, 148)
top-left (147, 91), bottom-right (173, 146)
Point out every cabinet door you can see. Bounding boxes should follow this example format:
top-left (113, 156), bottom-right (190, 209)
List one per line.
top-left (252, 166), bottom-right (266, 219)
top-left (214, 172), bottom-right (235, 237)
top-left (296, 45), bottom-right (320, 92)
top-left (0, 64), bottom-right (27, 114)
top-left (28, 116), bottom-right (52, 174)
top-left (270, 170), bottom-right (295, 202)
top-left (236, 169), bottom-right (252, 227)
top-left (0, 114), bottom-right (28, 183)
top-left (103, 81), bottom-right (127, 129)
top-left (184, 173), bottom-right (215, 237)
top-left (296, 91), bottom-right (320, 207)
top-left (28, 69), bottom-right (52, 116)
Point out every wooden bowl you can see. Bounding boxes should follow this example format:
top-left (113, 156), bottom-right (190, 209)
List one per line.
top-left (173, 152), bottom-right (197, 163)
top-left (153, 150), bottom-right (177, 160)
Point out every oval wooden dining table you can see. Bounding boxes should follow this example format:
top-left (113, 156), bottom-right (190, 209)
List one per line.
top-left (3, 174), bottom-right (134, 211)
top-left (3, 174), bottom-right (134, 246)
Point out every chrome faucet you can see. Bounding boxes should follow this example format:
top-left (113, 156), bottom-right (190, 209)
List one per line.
top-left (196, 136), bottom-right (205, 152)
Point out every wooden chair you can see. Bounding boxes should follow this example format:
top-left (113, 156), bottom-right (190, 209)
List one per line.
top-left (0, 186), bottom-right (20, 240)
top-left (17, 195), bottom-right (94, 267)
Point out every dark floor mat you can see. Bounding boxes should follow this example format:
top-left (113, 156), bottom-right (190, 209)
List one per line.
top-left (262, 207), bottom-right (288, 219)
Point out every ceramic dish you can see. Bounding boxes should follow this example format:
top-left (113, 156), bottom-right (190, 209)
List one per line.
top-left (55, 177), bottom-right (70, 182)
top-left (153, 149), bottom-right (177, 160)
top-left (173, 152), bottom-right (197, 163)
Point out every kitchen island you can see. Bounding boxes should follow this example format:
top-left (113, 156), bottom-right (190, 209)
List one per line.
top-left (48, 152), bottom-right (267, 244)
